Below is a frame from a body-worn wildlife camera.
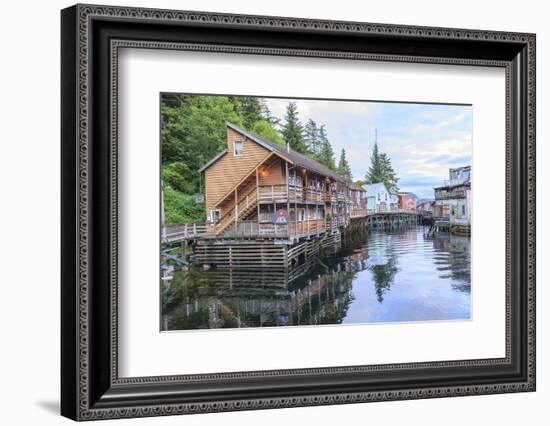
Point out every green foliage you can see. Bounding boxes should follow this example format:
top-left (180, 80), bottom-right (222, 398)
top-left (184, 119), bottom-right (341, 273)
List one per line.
top-left (337, 148), bottom-right (352, 179)
top-left (161, 95), bottom-right (244, 193)
top-left (260, 99), bottom-right (280, 126)
top-left (316, 125), bottom-right (336, 171)
top-left (161, 94), bottom-right (284, 224)
top-left (159, 94), bottom-right (392, 226)
top-left (163, 187), bottom-right (205, 224)
top-left (252, 119), bottom-right (284, 145)
top-left (161, 162), bottom-right (195, 194)
top-left (229, 96), bottom-right (263, 129)
top-left (281, 102), bottom-right (308, 154)
top-left (304, 119), bottom-right (320, 154)
top-left (379, 152), bottom-right (399, 193)
top-left (370, 255), bottom-right (398, 303)
top-left (364, 140), bottom-right (399, 192)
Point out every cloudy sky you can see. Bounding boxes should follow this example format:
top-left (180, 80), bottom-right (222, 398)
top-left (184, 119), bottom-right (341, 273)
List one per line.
top-left (264, 98), bottom-right (472, 200)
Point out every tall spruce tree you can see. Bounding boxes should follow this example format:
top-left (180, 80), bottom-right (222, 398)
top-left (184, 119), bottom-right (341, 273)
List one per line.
top-left (230, 96), bottom-right (262, 129)
top-left (364, 140), bottom-right (384, 183)
top-left (317, 125), bottom-right (336, 171)
top-left (379, 152), bottom-right (399, 193)
top-left (260, 99), bottom-right (280, 127)
top-left (337, 148), bottom-right (352, 178)
top-left (304, 119), bottom-right (321, 155)
top-left (364, 134), bottom-right (399, 192)
top-left (281, 102), bottom-right (307, 153)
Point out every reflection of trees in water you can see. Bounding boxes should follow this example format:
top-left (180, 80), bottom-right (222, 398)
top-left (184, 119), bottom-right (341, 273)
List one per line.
top-left (370, 257), bottom-right (399, 303)
top-left (161, 255), bottom-right (370, 330)
top-left (162, 227), bottom-right (471, 330)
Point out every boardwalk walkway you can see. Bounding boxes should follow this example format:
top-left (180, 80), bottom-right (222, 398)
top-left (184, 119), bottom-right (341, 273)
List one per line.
top-left (163, 223), bottom-right (207, 243)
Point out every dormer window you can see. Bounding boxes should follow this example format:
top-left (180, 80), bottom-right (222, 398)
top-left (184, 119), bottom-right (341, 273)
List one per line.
top-left (234, 140), bottom-right (243, 156)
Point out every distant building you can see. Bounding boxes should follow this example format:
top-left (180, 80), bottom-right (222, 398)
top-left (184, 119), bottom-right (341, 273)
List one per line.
top-left (432, 165), bottom-right (471, 235)
top-left (363, 182), bottom-right (391, 212)
top-left (398, 192), bottom-right (417, 210)
top-left (389, 192), bottom-right (399, 211)
top-left (416, 199), bottom-right (434, 212)
top-left (347, 181), bottom-right (368, 218)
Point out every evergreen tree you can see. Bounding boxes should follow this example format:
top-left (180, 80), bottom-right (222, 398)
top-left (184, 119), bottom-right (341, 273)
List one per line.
top-left (379, 152), bottom-right (400, 193)
top-left (229, 96), bottom-right (263, 129)
top-left (364, 137), bottom-right (399, 192)
top-left (317, 125), bottom-right (336, 171)
top-left (251, 119), bottom-right (284, 145)
top-left (364, 140), bottom-right (384, 183)
top-left (304, 119), bottom-right (321, 155)
top-left (337, 148), bottom-right (352, 179)
top-left (260, 99), bottom-right (280, 127)
top-left (281, 102), bottom-right (307, 153)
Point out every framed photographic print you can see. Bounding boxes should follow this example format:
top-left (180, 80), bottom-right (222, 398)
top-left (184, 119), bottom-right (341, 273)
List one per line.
top-left (61, 4), bottom-right (536, 421)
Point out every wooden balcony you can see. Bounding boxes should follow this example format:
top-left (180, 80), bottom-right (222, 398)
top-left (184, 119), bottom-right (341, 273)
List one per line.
top-left (336, 192), bottom-right (348, 202)
top-left (258, 185), bottom-right (329, 204)
top-left (324, 191), bottom-right (337, 203)
top-left (221, 219), bottom-right (326, 239)
top-left (258, 185), bottom-right (288, 202)
top-left (290, 219), bottom-right (326, 236)
top-left (304, 187), bottom-right (324, 202)
top-left (447, 188), bottom-right (468, 199)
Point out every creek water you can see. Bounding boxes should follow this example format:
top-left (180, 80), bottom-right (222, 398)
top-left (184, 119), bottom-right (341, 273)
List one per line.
top-left (161, 226), bottom-right (471, 331)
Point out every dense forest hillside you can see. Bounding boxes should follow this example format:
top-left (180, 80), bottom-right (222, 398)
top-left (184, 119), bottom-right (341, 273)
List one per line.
top-left (161, 95), bottom-right (338, 224)
top-left (161, 95), bottom-right (398, 224)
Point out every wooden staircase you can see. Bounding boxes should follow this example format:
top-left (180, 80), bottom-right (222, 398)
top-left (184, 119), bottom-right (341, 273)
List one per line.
top-left (215, 185), bottom-right (258, 234)
top-left (212, 155), bottom-right (282, 235)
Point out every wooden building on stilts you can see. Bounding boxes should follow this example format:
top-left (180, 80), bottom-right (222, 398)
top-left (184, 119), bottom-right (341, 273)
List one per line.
top-left (195, 122), bottom-right (366, 269)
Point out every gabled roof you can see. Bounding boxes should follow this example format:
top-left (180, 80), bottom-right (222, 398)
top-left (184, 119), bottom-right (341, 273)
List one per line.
top-left (198, 149), bottom-right (227, 172)
top-left (363, 182), bottom-right (388, 197)
top-left (200, 122), bottom-right (347, 182)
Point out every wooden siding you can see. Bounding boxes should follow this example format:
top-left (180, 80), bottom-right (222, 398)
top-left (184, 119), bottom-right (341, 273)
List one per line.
top-left (259, 158), bottom-right (286, 186)
top-left (204, 128), bottom-right (270, 214)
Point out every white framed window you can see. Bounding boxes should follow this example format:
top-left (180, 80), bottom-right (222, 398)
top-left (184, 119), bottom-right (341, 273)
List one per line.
top-left (210, 209), bottom-right (220, 223)
top-left (234, 140), bottom-right (244, 156)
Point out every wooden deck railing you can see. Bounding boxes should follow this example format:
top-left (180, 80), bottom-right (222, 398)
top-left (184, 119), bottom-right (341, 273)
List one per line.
top-left (258, 185), bottom-right (339, 203)
top-left (222, 219), bottom-right (327, 239)
top-left (324, 192), bottom-right (337, 203)
top-left (223, 221), bottom-right (289, 238)
top-left (164, 223), bottom-right (207, 243)
top-left (290, 219), bottom-right (326, 236)
top-left (304, 187), bottom-right (323, 202)
top-left (258, 185), bottom-right (288, 202)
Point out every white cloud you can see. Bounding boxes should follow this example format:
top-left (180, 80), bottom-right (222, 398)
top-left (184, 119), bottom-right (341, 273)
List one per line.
top-left (260, 98), bottom-right (472, 199)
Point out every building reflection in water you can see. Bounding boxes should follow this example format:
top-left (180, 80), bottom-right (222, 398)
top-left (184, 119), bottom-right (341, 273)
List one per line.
top-left (162, 227), bottom-right (471, 331)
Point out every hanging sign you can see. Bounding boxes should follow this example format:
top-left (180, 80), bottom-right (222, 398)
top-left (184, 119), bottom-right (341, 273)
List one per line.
top-left (274, 209), bottom-right (288, 224)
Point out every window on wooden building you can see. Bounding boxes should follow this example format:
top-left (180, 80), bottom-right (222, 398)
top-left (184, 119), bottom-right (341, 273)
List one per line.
top-left (234, 140), bottom-right (244, 156)
top-left (210, 209), bottom-right (220, 223)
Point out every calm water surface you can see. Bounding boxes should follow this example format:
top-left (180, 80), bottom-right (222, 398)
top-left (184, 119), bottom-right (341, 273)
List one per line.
top-left (161, 226), bottom-right (471, 331)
